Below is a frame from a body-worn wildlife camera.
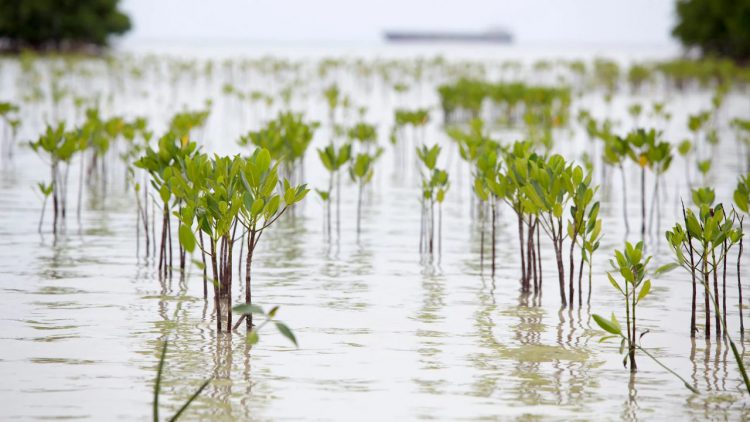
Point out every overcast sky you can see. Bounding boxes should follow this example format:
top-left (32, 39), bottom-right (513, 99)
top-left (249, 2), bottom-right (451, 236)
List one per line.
top-left (120, 0), bottom-right (677, 46)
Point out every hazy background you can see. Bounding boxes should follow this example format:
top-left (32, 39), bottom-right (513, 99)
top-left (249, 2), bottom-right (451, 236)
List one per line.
top-left (119, 0), bottom-right (677, 47)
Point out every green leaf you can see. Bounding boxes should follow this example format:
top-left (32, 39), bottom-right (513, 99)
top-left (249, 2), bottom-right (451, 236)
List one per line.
top-left (264, 195), bottom-right (280, 217)
top-left (178, 224), bottom-right (196, 253)
top-left (593, 314), bottom-right (622, 335)
top-left (275, 322), bottom-right (298, 347)
top-left (247, 330), bottom-right (259, 345)
top-left (191, 258), bottom-right (205, 270)
top-left (232, 304), bottom-right (265, 315)
top-left (256, 148), bottom-right (271, 174)
top-left (655, 262), bottom-right (679, 275)
top-left (160, 184), bottom-right (170, 204)
top-left (637, 279), bottom-right (651, 303)
top-left (607, 273), bottom-right (624, 295)
top-left (284, 187), bottom-right (295, 205)
top-left (251, 198), bottom-right (264, 216)
top-left (734, 189), bottom-right (749, 213)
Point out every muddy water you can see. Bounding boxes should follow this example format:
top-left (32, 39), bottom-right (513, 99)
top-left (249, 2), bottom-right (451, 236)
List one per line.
top-left (1, 46), bottom-right (750, 420)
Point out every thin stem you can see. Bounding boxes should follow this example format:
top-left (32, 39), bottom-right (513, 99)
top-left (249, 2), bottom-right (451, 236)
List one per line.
top-left (168, 379), bottom-right (211, 422)
top-left (153, 342), bottom-right (167, 422)
top-left (620, 164), bottom-right (630, 234)
top-left (631, 338), bottom-right (699, 393)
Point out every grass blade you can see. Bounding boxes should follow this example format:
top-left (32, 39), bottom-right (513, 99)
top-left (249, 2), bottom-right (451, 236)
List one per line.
top-left (154, 341), bottom-right (168, 422)
top-left (168, 378), bottom-right (211, 422)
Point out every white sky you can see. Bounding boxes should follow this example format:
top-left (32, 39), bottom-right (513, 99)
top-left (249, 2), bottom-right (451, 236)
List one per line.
top-left (120, 0), bottom-right (677, 46)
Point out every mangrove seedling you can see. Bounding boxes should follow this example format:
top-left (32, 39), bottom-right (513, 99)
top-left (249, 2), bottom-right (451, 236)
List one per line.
top-left (592, 312), bottom-right (698, 393)
top-left (568, 172), bottom-right (598, 306)
top-left (28, 123), bottom-right (81, 234)
top-left (135, 132), bottom-right (199, 279)
top-left (416, 144), bottom-right (450, 258)
top-left (317, 142), bottom-right (351, 238)
top-left (236, 149), bottom-right (309, 330)
top-left (350, 149), bottom-right (383, 236)
top-left (603, 241), bottom-right (651, 372)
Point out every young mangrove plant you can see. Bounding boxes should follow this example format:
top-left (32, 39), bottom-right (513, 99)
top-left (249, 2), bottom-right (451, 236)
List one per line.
top-left (350, 149), bottom-right (383, 236)
top-left (416, 144), bottom-right (450, 259)
top-left (317, 142), bottom-right (351, 238)
top-left (602, 133), bottom-right (631, 233)
top-left (620, 128), bottom-right (672, 239)
top-left (473, 142), bottom-right (502, 276)
top-left (593, 248), bottom-right (699, 393)
top-left (29, 123), bottom-right (81, 234)
top-left (568, 171), bottom-right (599, 306)
top-left (0, 101), bottom-right (20, 162)
top-left (323, 84), bottom-right (341, 129)
top-left (235, 149), bottom-right (309, 330)
top-left (579, 201), bottom-right (603, 305)
top-left (348, 122), bottom-right (378, 154)
top-left (603, 242), bottom-right (652, 372)
top-left (135, 133), bottom-right (199, 279)
top-left (173, 154), bottom-right (242, 331)
top-left (239, 111), bottom-right (318, 184)
top-left (391, 108), bottom-right (429, 174)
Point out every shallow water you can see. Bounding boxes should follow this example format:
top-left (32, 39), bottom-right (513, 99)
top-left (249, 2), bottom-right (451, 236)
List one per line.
top-left (2, 45), bottom-right (750, 420)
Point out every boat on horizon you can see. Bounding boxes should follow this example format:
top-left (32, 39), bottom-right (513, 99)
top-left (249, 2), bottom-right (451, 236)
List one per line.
top-left (384, 27), bottom-right (513, 44)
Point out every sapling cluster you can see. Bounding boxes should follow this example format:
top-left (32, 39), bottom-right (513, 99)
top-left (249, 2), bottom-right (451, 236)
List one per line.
top-left (472, 139), bottom-right (601, 306)
top-left (162, 147), bottom-right (308, 333)
top-left (662, 197), bottom-right (749, 395)
top-left (663, 197), bottom-right (742, 340)
top-left (135, 133), bottom-right (199, 279)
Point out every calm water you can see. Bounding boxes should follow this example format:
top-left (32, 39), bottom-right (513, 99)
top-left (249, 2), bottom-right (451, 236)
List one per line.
top-left (1, 44), bottom-right (750, 420)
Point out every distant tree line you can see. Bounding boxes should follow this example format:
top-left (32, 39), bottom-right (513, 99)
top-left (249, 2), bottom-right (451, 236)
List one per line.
top-left (0, 0), bottom-right (131, 52)
top-left (673, 0), bottom-right (750, 62)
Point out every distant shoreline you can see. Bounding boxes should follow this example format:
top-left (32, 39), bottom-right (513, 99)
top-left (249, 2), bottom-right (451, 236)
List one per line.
top-left (384, 30), bottom-right (513, 44)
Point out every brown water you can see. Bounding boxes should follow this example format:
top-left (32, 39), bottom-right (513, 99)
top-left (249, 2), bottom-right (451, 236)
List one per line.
top-left (1, 47), bottom-right (750, 420)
